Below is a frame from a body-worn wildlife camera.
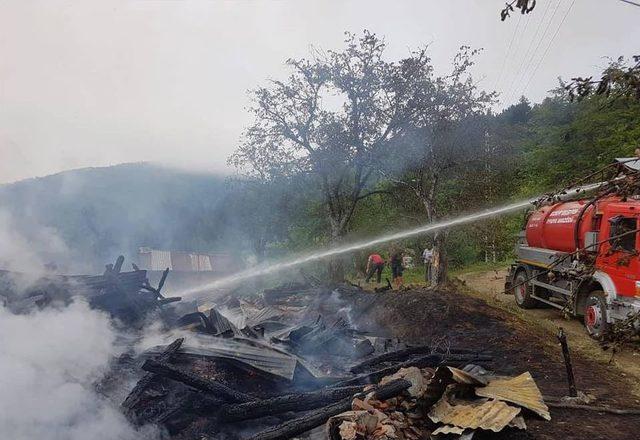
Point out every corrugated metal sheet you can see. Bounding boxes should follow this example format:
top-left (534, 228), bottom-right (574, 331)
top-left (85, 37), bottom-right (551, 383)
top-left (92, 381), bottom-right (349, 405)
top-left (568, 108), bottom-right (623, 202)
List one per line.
top-left (138, 248), bottom-right (235, 272)
top-left (153, 250), bottom-right (173, 270)
top-left (475, 372), bottom-right (551, 421)
top-left (138, 248), bottom-right (172, 270)
top-left (208, 307), bottom-right (236, 335)
top-left (448, 366), bottom-right (488, 386)
top-left (431, 425), bottom-right (466, 436)
top-left (509, 415), bottom-right (527, 430)
top-left (429, 397), bottom-right (521, 432)
top-left (198, 254), bottom-right (213, 271)
top-left (148, 335), bottom-right (299, 380)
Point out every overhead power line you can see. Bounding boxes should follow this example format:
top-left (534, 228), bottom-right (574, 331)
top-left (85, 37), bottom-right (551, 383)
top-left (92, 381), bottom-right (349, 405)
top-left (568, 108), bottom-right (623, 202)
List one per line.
top-left (502, 0), bottom-right (554, 104)
top-left (505, 0), bottom-right (563, 103)
top-left (619, 0), bottom-right (640, 8)
top-left (520, 0), bottom-right (576, 97)
top-left (494, 13), bottom-right (522, 91)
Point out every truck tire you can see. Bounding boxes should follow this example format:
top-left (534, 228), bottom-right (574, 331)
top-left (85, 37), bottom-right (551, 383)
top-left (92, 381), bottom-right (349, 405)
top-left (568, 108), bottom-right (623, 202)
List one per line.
top-left (584, 291), bottom-right (610, 339)
top-left (513, 270), bottom-right (538, 309)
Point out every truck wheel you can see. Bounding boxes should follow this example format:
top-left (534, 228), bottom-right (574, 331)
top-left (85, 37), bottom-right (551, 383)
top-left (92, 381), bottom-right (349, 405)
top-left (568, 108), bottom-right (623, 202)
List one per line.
top-left (584, 291), bottom-right (610, 339)
top-left (513, 270), bottom-right (538, 309)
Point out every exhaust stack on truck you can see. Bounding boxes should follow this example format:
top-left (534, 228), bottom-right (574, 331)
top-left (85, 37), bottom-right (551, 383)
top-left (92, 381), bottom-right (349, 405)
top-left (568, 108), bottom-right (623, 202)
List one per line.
top-left (506, 158), bottom-right (640, 339)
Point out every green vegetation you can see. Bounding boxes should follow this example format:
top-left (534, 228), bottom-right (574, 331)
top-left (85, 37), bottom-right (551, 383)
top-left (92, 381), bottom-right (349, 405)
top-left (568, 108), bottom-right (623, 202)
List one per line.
top-left (230, 40), bottom-right (640, 283)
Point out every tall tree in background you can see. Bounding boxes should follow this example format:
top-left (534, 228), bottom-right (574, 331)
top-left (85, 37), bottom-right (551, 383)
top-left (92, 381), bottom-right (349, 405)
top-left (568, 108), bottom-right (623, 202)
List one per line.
top-left (230, 31), bottom-right (429, 280)
top-left (384, 48), bottom-right (496, 285)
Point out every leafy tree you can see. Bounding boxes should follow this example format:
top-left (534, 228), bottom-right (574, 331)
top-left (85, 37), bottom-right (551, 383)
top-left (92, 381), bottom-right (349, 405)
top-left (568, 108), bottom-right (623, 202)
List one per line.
top-left (567, 56), bottom-right (640, 102)
top-left (381, 48), bottom-right (496, 284)
top-left (230, 31), bottom-right (430, 279)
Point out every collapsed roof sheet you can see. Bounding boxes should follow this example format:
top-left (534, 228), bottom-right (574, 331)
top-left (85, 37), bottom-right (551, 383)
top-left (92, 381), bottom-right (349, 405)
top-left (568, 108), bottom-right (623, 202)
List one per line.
top-left (148, 335), bottom-right (299, 380)
top-left (429, 397), bottom-right (521, 432)
top-left (475, 372), bottom-right (550, 420)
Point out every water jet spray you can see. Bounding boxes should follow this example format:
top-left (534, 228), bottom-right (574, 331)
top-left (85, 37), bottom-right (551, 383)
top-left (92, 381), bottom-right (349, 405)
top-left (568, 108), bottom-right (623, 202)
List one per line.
top-left (180, 182), bottom-right (606, 299)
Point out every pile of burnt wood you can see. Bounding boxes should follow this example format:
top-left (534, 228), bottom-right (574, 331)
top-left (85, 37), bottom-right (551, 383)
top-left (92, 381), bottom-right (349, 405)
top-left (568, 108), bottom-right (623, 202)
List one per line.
top-left (0, 255), bottom-right (180, 325)
top-left (113, 280), bottom-right (535, 440)
top-left (0, 257), bottom-right (550, 438)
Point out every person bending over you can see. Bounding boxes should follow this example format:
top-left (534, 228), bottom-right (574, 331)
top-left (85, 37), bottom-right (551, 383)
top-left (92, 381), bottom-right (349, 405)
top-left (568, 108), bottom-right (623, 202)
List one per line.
top-left (365, 253), bottom-right (385, 283)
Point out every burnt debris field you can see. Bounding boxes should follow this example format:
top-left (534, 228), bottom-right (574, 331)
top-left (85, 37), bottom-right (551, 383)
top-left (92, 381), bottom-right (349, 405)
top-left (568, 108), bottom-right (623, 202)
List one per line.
top-left (3, 256), bottom-right (639, 440)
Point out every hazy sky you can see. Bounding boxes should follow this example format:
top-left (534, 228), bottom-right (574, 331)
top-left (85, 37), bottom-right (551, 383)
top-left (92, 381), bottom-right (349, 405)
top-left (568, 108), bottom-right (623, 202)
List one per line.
top-left (1, 0), bottom-right (638, 183)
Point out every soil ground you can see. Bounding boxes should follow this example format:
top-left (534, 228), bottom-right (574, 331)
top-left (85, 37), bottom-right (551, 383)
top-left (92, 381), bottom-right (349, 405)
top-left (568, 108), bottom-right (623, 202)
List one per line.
top-left (458, 268), bottom-right (640, 395)
top-left (346, 274), bottom-right (640, 440)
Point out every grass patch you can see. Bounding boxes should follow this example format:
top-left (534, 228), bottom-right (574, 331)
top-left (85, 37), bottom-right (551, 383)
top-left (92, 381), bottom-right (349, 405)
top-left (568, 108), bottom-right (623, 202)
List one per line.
top-left (450, 260), bottom-right (511, 277)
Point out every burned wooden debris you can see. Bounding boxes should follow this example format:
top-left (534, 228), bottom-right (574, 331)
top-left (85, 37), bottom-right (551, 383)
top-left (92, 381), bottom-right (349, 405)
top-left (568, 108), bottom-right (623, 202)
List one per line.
top-left (122, 337), bottom-right (185, 412)
top-left (2, 259), bottom-right (557, 438)
top-left (100, 274), bottom-right (560, 440)
top-left (0, 255), bottom-right (179, 325)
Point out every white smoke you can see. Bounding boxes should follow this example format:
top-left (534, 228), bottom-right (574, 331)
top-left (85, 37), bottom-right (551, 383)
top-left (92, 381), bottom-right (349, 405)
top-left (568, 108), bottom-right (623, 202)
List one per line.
top-left (0, 300), bottom-right (159, 440)
top-left (0, 206), bottom-right (161, 439)
top-left (0, 208), bottom-right (69, 274)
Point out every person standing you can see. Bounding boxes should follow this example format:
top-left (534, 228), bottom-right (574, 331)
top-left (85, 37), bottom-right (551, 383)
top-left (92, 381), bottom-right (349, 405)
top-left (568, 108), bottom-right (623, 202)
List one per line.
top-left (365, 253), bottom-right (385, 283)
top-left (390, 248), bottom-right (404, 288)
top-left (422, 246), bottom-right (433, 284)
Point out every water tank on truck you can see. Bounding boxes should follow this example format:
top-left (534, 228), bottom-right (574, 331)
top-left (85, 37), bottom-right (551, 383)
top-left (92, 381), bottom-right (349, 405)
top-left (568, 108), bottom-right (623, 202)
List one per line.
top-left (525, 200), bottom-right (597, 253)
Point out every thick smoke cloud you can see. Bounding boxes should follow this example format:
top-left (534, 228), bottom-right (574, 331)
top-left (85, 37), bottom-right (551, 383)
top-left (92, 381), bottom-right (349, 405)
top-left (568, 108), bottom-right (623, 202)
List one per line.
top-left (0, 208), bottom-right (70, 274)
top-left (0, 212), bottom-right (159, 439)
top-left (0, 300), bottom-right (158, 440)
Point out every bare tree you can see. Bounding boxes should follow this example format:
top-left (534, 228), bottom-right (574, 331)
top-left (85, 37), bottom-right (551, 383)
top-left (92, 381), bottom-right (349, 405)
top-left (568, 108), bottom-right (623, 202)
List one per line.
top-left (230, 31), bottom-right (429, 280)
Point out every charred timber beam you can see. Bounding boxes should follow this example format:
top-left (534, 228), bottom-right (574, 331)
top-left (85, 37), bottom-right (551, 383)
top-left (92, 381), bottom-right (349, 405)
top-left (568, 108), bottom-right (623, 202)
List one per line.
top-left (157, 297), bottom-right (182, 306)
top-left (557, 328), bottom-right (577, 397)
top-left (218, 385), bottom-right (362, 422)
top-left (122, 337), bottom-right (185, 410)
top-left (113, 255), bottom-right (125, 274)
top-left (142, 359), bottom-right (253, 403)
top-left (333, 353), bottom-right (492, 387)
top-left (349, 345), bottom-right (482, 373)
top-left (157, 267), bottom-right (170, 293)
top-left (155, 392), bottom-right (222, 434)
top-left (244, 379), bottom-right (411, 440)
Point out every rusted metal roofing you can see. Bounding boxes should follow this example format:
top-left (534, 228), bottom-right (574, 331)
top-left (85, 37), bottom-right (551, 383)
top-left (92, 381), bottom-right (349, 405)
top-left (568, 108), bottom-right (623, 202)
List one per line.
top-left (429, 396), bottom-right (521, 432)
top-left (475, 372), bottom-right (551, 421)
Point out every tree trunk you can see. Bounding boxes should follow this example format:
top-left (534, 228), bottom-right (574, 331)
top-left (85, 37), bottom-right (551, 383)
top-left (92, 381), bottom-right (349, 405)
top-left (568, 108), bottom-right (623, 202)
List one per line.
top-left (431, 231), bottom-right (447, 285)
top-left (327, 222), bottom-right (346, 282)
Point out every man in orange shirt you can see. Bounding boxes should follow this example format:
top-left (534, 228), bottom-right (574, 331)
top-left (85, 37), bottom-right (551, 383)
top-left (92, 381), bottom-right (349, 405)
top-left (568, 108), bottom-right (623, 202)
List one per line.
top-left (365, 253), bottom-right (385, 283)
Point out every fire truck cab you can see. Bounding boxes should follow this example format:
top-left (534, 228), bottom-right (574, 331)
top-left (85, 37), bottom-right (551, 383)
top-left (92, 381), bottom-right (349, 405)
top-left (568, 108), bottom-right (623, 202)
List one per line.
top-left (506, 159), bottom-right (640, 338)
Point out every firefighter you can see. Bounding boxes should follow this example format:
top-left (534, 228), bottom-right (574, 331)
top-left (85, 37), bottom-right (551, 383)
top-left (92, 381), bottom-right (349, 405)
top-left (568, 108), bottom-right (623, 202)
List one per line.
top-left (365, 253), bottom-right (385, 283)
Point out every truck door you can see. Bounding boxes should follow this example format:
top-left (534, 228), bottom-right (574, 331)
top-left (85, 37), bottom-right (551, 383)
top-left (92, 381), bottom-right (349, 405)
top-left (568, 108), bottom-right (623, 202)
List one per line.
top-left (598, 213), bottom-right (639, 297)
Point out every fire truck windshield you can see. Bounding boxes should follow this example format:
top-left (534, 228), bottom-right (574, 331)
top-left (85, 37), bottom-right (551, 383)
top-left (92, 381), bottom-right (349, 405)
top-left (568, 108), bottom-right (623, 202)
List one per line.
top-left (609, 216), bottom-right (637, 252)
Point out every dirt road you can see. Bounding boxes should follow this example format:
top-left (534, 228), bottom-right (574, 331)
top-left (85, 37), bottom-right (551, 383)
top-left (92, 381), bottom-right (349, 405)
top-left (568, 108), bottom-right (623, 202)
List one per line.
top-left (346, 280), bottom-right (640, 440)
top-left (458, 268), bottom-right (640, 396)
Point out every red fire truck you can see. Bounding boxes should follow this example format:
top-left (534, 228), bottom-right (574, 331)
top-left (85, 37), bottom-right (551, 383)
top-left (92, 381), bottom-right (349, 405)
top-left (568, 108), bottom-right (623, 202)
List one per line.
top-left (506, 158), bottom-right (640, 338)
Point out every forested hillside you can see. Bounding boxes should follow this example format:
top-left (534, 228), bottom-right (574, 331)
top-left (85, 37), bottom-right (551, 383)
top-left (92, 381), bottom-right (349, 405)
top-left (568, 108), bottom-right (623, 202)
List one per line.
top-left (0, 163), bottom-right (234, 272)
